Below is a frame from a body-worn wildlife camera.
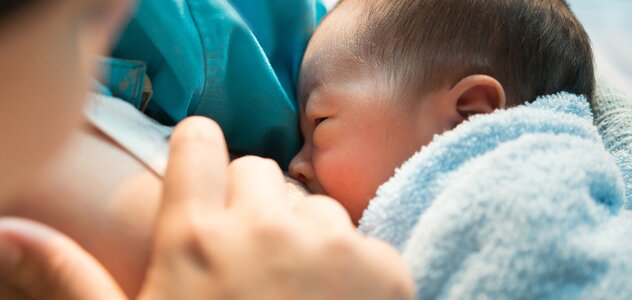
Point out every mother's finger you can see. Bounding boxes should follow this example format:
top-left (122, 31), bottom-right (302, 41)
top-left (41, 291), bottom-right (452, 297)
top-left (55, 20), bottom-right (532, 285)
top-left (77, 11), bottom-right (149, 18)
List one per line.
top-left (144, 117), bottom-right (230, 298)
top-left (153, 117), bottom-right (230, 268)
top-left (293, 195), bottom-right (354, 231)
top-left (227, 156), bottom-right (288, 210)
top-left (162, 117), bottom-right (230, 216)
top-left (0, 218), bottom-right (127, 300)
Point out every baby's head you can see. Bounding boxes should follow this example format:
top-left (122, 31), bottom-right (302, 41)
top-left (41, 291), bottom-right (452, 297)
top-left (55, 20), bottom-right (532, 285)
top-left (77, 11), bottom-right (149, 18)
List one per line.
top-left (289, 0), bottom-right (594, 223)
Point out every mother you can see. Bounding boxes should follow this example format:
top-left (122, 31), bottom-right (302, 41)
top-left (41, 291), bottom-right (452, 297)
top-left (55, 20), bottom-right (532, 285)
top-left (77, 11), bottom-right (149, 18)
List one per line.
top-left (0, 0), bottom-right (414, 299)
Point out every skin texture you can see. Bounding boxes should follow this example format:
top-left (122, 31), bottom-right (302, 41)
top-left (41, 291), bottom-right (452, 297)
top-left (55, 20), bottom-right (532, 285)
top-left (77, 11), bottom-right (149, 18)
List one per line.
top-left (0, 0), bottom-right (144, 295)
top-left (0, 0), bottom-right (128, 198)
top-left (289, 0), bottom-right (506, 224)
top-left (4, 125), bottom-right (161, 296)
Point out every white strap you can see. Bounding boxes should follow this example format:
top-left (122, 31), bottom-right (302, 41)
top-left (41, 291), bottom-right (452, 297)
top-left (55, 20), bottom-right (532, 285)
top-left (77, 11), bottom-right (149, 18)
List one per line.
top-left (85, 93), bottom-right (172, 177)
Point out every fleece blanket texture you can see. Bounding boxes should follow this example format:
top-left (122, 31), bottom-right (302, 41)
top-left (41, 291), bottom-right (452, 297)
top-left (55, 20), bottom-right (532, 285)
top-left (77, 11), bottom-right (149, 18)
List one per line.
top-left (593, 78), bottom-right (632, 205)
top-left (359, 92), bottom-right (632, 299)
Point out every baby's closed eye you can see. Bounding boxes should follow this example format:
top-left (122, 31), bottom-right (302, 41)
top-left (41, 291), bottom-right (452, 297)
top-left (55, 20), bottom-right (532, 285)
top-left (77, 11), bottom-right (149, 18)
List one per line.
top-left (314, 117), bottom-right (328, 126)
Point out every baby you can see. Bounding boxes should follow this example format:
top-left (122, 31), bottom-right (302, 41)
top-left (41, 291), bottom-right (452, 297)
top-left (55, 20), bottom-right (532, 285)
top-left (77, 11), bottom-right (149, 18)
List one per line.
top-left (288, 0), bottom-right (594, 223)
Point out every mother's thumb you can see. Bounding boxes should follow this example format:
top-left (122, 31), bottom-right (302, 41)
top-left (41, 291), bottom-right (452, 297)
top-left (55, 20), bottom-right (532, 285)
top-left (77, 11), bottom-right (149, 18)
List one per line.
top-left (0, 218), bottom-right (127, 300)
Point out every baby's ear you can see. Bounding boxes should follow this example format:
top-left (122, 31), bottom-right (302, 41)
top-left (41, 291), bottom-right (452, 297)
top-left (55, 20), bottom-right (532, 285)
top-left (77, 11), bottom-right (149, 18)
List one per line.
top-left (451, 75), bottom-right (506, 120)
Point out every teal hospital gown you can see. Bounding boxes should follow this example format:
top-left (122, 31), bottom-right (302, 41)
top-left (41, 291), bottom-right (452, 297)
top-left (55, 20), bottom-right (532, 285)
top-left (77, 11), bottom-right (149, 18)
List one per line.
top-left (99, 0), bottom-right (326, 168)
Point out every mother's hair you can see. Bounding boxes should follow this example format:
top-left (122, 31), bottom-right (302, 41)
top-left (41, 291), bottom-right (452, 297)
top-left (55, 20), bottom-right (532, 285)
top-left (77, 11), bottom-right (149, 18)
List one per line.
top-left (0, 0), bottom-right (43, 20)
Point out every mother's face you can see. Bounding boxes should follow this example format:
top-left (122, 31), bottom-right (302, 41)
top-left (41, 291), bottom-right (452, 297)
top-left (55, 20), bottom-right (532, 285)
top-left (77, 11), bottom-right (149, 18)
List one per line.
top-left (0, 0), bottom-right (131, 197)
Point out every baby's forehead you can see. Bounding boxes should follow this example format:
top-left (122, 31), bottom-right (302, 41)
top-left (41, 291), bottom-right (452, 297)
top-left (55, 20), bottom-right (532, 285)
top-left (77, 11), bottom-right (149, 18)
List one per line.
top-left (315, 1), bottom-right (366, 42)
top-left (305, 4), bottom-right (369, 67)
top-left (299, 1), bottom-right (395, 97)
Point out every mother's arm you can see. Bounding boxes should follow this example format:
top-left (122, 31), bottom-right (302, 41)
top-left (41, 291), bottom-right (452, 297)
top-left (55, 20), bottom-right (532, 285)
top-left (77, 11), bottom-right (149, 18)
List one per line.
top-left (0, 121), bottom-right (162, 298)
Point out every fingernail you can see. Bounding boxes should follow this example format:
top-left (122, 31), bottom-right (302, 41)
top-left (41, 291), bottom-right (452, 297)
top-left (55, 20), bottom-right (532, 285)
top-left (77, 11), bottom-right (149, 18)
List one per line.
top-left (0, 235), bottom-right (22, 276)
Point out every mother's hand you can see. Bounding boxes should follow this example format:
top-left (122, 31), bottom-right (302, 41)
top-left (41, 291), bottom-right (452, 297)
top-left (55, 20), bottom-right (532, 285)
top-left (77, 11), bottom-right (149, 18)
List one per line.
top-left (0, 118), bottom-right (415, 300)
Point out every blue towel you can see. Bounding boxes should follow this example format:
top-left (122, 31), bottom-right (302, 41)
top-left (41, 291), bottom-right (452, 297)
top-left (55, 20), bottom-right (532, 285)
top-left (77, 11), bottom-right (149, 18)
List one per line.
top-left (359, 93), bottom-right (632, 298)
top-left (594, 77), bottom-right (632, 206)
top-left (99, 0), bottom-right (325, 168)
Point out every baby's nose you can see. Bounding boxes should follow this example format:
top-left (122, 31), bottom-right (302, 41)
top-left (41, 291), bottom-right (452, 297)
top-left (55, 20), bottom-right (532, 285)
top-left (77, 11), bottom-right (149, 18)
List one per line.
top-left (289, 149), bottom-right (314, 185)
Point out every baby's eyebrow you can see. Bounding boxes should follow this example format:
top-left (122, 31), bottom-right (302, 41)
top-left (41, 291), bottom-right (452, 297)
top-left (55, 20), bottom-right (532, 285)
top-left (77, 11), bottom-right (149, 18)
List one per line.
top-left (299, 79), bottom-right (323, 111)
top-left (301, 93), bottom-right (314, 114)
top-left (298, 93), bottom-right (309, 114)
top-left (304, 91), bottom-right (333, 118)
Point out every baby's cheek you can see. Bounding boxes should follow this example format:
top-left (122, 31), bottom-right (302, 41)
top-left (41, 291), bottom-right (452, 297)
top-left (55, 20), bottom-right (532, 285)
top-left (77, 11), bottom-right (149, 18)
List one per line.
top-left (312, 119), bottom-right (340, 148)
top-left (312, 151), bottom-right (371, 224)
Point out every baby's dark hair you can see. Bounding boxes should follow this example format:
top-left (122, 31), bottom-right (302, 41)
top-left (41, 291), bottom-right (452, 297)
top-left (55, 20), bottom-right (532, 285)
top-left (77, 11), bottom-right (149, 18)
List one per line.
top-left (342, 0), bottom-right (594, 106)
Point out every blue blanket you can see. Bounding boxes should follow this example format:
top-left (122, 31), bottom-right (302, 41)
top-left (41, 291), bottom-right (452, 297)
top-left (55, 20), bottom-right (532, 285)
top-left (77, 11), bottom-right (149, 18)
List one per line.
top-left (359, 93), bottom-right (632, 298)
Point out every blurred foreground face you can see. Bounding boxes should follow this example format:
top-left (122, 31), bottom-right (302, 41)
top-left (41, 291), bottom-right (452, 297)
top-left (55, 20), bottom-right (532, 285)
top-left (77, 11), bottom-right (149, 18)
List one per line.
top-left (0, 0), bottom-right (130, 197)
